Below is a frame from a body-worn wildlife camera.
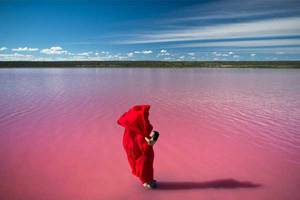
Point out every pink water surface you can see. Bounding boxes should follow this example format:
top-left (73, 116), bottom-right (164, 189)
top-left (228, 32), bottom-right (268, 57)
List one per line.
top-left (0, 68), bottom-right (300, 200)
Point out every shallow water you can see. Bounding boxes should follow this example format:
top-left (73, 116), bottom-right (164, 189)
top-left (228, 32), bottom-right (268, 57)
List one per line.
top-left (0, 68), bottom-right (300, 200)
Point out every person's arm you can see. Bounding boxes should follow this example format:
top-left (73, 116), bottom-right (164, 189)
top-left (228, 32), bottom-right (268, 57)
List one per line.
top-left (145, 137), bottom-right (156, 146)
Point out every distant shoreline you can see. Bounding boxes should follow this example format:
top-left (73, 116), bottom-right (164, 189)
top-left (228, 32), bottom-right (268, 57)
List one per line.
top-left (0, 61), bottom-right (299, 68)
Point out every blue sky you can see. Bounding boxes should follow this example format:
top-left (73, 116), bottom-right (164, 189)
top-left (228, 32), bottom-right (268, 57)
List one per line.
top-left (0, 0), bottom-right (300, 61)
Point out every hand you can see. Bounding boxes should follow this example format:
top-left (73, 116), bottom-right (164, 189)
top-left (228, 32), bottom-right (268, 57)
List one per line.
top-left (145, 137), bottom-right (156, 146)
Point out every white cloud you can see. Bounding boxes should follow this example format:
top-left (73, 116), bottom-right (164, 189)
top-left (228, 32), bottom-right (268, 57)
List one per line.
top-left (12, 47), bottom-right (39, 52)
top-left (77, 52), bottom-right (92, 56)
top-left (133, 50), bottom-right (153, 54)
top-left (187, 52), bottom-right (195, 56)
top-left (233, 55), bottom-right (240, 58)
top-left (212, 52), bottom-right (222, 56)
top-left (251, 53), bottom-right (256, 56)
top-left (0, 47), bottom-right (7, 51)
top-left (158, 49), bottom-right (170, 56)
top-left (175, 38), bottom-right (300, 48)
top-left (55, 51), bottom-right (133, 61)
top-left (77, 53), bottom-right (88, 56)
top-left (179, 55), bottom-right (185, 59)
top-left (40, 46), bottom-right (68, 55)
top-left (127, 52), bottom-right (134, 57)
top-left (0, 53), bottom-right (33, 61)
top-left (167, 0), bottom-right (299, 23)
top-left (122, 17), bottom-right (300, 44)
top-left (143, 50), bottom-right (153, 54)
top-left (228, 51), bottom-right (234, 55)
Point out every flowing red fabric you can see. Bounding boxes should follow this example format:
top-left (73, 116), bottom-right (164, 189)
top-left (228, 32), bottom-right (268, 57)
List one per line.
top-left (117, 105), bottom-right (154, 184)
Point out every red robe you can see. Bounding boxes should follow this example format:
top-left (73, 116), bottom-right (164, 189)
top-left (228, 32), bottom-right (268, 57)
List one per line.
top-left (117, 105), bottom-right (154, 184)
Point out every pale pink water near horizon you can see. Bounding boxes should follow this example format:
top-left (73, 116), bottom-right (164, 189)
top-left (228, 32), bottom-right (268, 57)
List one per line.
top-left (0, 68), bottom-right (300, 200)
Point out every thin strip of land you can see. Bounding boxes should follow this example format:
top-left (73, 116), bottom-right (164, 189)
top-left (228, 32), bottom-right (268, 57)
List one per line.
top-left (0, 61), bottom-right (299, 68)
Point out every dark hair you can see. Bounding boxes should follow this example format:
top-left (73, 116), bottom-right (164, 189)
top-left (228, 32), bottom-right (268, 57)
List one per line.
top-left (152, 131), bottom-right (160, 141)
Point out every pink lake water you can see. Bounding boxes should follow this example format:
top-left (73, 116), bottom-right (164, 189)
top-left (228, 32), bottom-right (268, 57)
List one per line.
top-left (0, 68), bottom-right (300, 200)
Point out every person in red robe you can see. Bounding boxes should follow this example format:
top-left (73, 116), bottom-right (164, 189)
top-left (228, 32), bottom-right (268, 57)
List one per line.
top-left (117, 105), bottom-right (158, 189)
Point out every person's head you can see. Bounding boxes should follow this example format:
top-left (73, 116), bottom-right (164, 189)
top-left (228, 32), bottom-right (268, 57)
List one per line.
top-left (150, 131), bottom-right (159, 141)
